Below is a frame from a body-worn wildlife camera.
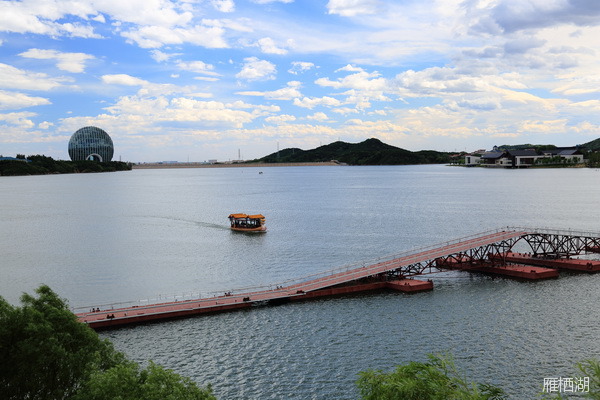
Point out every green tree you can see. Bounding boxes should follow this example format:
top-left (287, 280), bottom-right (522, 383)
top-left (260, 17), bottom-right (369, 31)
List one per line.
top-left (76, 361), bottom-right (215, 400)
top-left (356, 353), bottom-right (506, 400)
top-left (579, 359), bottom-right (600, 399)
top-left (0, 285), bottom-right (215, 400)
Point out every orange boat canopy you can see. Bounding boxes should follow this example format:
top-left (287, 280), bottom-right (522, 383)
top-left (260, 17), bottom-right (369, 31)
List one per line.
top-left (228, 213), bottom-right (265, 220)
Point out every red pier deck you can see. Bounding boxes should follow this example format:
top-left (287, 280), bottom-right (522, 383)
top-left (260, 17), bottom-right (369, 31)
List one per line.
top-left (77, 229), bottom-right (525, 330)
top-left (77, 279), bottom-right (432, 330)
top-left (436, 257), bottom-right (558, 280)
top-left (491, 252), bottom-right (600, 273)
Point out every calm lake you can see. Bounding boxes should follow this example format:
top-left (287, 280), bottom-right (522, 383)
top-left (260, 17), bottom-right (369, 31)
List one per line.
top-left (1, 164), bottom-right (599, 399)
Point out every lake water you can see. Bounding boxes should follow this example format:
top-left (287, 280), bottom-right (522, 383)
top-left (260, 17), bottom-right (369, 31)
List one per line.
top-left (1, 165), bottom-right (600, 399)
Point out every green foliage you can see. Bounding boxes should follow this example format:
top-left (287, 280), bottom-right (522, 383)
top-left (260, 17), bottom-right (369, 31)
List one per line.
top-left (0, 285), bottom-right (124, 400)
top-left (579, 359), bottom-right (600, 399)
top-left (357, 353), bottom-right (506, 400)
top-left (0, 285), bottom-right (215, 400)
top-left (496, 144), bottom-right (557, 152)
top-left (76, 361), bottom-right (216, 400)
top-left (587, 152), bottom-right (600, 168)
top-left (255, 138), bottom-right (452, 165)
top-left (0, 154), bottom-right (132, 176)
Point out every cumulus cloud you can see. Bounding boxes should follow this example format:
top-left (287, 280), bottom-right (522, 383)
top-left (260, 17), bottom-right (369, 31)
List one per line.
top-left (101, 95), bottom-right (264, 130)
top-left (176, 60), bottom-right (220, 76)
top-left (0, 111), bottom-right (38, 128)
top-left (265, 114), bottom-right (296, 124)
top-left (0, 0), bottom-right (191, 38)
top-left (315, 70), bottom-right (386, 91)
top-left (236, 81), bottom-right (301, 100)
top-left (257, 37), bottom-right (288, 55)
top-left (252, 0), bottom-right (294, 3)
top-left (19, 49), bottom-right (95, 73)
top-left (0, 1), bottom-right (101, 38)
top-left (211, 0), bottom-right (235, 13)
top-left (467, 0), bottom-right (600, 35)
top-left (326, 0), bottom-right (381, 16)
top-left (0, 90), bottom-right (51, 110)
top-left (122, 24), bottom-right (228, 49)
top-left (293, 96), bottom-right (342, 109)
top-left (0, 63), bottom-right (67, 91)
top-left (307, 112), bottom-right (329, 121)
top-left (150, 50), bottom-right (180, 62)
top-left (236, 57), bottom-right (277, 81)
top-left (336, 64), bottom-right (364, 73)
top-left (288, 61), bottom-right (315, 75)
top-left (101, 74), bottom-right (148, 86)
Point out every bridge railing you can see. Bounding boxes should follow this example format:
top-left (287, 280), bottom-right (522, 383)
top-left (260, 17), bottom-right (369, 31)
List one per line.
top-left (509, 226), bottom-right (600, 238)
top-left (73, 226), bottom-right (600, 313)
top-left (268, 226), bottom-right (524, 287)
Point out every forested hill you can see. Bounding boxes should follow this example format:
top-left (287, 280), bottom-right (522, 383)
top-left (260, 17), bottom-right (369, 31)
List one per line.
top-left (583, 137), bottom-right (600, 151)
top-left (253, 138), bottom-right (452, 165)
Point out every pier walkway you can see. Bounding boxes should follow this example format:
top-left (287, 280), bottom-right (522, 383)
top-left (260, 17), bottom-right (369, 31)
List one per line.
top-left (76, 227), bottom-right (600, 329)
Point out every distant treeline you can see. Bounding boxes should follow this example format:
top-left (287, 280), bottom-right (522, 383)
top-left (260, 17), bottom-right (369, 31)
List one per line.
top-left (250, 138), bottom-right (455, 166)
top-left (0, 155), bottom-right (132, 176)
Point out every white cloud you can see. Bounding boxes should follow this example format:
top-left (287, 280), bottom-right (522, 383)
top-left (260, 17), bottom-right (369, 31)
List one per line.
top-left (336, 64), bottom-right (364, 73)
top-left (315, 70), bottom-right (386, 91)
top-left (326, 0), bottom-right (381, 17)
top-left (176, 60), bottom-right (220, 76)
top-left (288, 61), bottom-right (315, 75)
top-left (211, 0), bottom-right (235, 13)
top-left (19, 49), bottom-right (95, 73)
top-left (0, 90), bottom-right (51, 110)
top-left (150, 50), bottom-right (180, 62)
top-left (252, 0), bottom-right (294, 3)
top-left (293, 96), bottom-right (342, 109)
top-left (0, 112), bottom-right (38, 129)
top-left (236, 57), bottom-right (277, 81)
top-left (0, 1), bottom-right (102, 38)
top-left (92, 14), bottom-right (106, 23)
top-left (265, 114), bottom-right (296, 124)
top-left (0, 63), bottom-right (67, 91)
top-left (194, 76), bottom-right (220, 82)
top-left (257, 37), bottom-right (288, 54)
top-left (331, 107), bottom-right (358, 115)
top-left (236, 81), bottom-right (301, 100)
top-left (466, 0), bottom-right (600, 35)
top-left (39, 121), bottom-right (54, 129)
top-left (95, 1), bottom-right (193, 28)
top-left (0, 0), bottom-right (194, 38)
top-left (307, 112), bottom-right (329, 121)
top-left (122, 24), bottom-right (228, 49)
top-left (102, 74), bottom-right (148, 86)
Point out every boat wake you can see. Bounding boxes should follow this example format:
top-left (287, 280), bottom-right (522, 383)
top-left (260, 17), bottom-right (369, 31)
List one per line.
top-left (135, 215), bottom-right (229, 230)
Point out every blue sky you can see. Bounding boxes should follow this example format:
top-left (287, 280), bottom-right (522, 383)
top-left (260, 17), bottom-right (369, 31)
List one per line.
top-left (1, 0), bottom-right (599, 162)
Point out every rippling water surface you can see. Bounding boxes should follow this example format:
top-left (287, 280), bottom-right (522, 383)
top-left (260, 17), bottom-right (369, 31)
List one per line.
top-left (1, 165), bottom-right (600, 399)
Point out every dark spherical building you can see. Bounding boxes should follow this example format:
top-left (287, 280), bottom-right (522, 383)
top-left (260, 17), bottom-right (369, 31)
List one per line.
top-left (68, 126), bottom-right (114, 162)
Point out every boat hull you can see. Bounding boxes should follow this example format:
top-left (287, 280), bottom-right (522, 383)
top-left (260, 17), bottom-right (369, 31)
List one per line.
top-left (230, 226), bottom-right (267, 233)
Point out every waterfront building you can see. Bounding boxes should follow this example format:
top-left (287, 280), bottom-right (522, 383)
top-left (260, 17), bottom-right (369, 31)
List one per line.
top-left (68, 126), bottom-right (114, 162)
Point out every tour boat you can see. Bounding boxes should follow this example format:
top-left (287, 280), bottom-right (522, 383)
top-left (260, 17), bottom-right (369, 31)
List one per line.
top-left (228, 213), bottom-right (267, 232)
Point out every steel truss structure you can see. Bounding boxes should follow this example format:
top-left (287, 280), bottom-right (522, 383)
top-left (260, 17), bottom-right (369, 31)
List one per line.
top-left (370, 228), bottom-right (600, 281)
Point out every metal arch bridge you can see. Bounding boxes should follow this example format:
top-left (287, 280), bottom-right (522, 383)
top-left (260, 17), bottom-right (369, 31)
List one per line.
top-left (281, 227), bottom-right (600, 290)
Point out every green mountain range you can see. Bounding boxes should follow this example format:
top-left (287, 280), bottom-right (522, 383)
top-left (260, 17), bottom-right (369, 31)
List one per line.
top-left (250, 136), bottom-right (600, 166)
top-left (253, 138), bottom-right (453, 165)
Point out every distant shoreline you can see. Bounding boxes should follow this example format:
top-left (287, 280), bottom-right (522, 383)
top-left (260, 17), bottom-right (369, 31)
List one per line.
top-left (133, 161), bottom-right (340, 169)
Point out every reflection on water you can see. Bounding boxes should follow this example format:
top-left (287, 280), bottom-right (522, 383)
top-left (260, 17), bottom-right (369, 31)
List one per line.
top-left (2, 165), bottom-right (600, 399)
